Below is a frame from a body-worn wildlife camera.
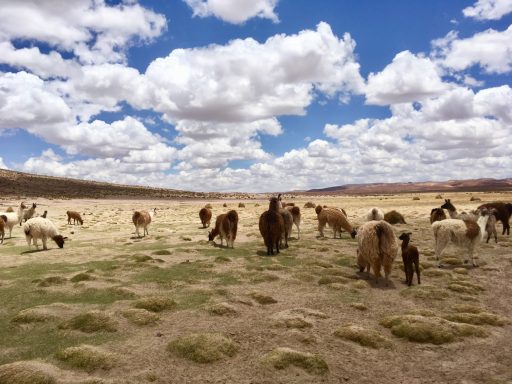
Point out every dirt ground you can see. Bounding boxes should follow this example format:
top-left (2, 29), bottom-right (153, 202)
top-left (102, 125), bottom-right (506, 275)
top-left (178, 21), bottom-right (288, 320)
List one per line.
top-left (0, 192), bottom-right (511, 384)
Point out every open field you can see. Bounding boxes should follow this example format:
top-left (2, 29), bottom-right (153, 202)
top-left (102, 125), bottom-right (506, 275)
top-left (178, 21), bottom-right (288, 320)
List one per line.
top-left (0, 192), bottom-right (511, 383)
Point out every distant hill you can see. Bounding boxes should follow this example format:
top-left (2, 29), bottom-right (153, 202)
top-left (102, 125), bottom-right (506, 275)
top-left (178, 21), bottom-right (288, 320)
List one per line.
top-left (307, 178), bottom-right (512, 195)
top-left (0, 169), bottom-right (240, 199)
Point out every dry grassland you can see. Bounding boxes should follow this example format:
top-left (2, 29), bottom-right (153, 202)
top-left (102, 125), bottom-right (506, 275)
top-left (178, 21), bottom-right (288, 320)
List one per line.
top-left (0, 192), bottom-right (511, 383)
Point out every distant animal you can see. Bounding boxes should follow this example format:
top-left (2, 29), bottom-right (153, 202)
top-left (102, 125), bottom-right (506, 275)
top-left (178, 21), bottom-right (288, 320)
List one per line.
top-left (356, 220), bottom-right (398, 286)
top-left (477, 202), bottom-right (512, 236)
top-left (22, 203), bottom-right (37, 223)
top-left (208, 210), bottom-right (238, 248)
top-left (398, 232), bottom-right (420, 286)
top-left (132, 208), bottom-right (156, 238)
top-left (384, 210), bottom-right (406, 224)
top-left (441, 199), bottom-right (477, 220)
top-left (285, 206), bottom-right (301, 240)
top-left (315, 205), bottom-right (356, 239)
top-left (66, 210), bottom-right (83, 225)
top-left (430, 208), bottom-right (447, 224)
top-left (277, 194), bottom-right (292, 248)
top-left (0, 202), bottom-right (27, 238)
top-left (366, 207), bottom-right (384, 221)
top-left (23, 217), bottom-right (66, 250)
top-left (431, 214), bottom-right (489, 267)
top-left (199, 207), bottom-right (212, 228)
top-left (0, 215), bottom-right (7, 244)
top-left (479, 207), bottom-right (498, 243)
top-left (41, 210), bottom-right (48, 218)
top-left (259, 197), bottom-right (285, 256)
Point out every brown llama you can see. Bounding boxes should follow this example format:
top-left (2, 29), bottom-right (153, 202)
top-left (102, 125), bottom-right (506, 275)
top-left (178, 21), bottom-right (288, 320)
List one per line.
top-left (259, 197), bottom-right (285, 256)
top-left (398, 232), bottom-right (420, 286)
top-left (208, 210), bottom-right (238, 248)
top-left (199, 207), bottom-right (212, 228)
top-left (66, 210), bottom-right (83, 225)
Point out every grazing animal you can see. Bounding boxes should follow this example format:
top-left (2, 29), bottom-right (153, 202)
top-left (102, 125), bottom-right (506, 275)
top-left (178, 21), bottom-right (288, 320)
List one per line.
top-left (66, 210), bottom-right (83, 225)
top-left (0, 202), bottom-right (27, 238)
top-left (23, 217), bottom-right (66, 250)
top-left (285, 206), bottom-right (301, 240)
top-left (440, 199), bottom-right (477, 220)
top-left (430, 208), bottom-right (447, 224)
top-left (479, 208), bottom-right (498, 243)
top-left (208, 210), bottom-right (238, 248)
top-left (477, 202), bottom-right (512, 236)
top-left (398, 232), bottom-right (420, 286)
top-left (384, 210), bottom-right (406, 224)
top-left (259, 197), bottom-right (285, 256)
top-left (277, 195), bottom-right (292, 248)
top-left (366, 207), bottom-right (384, 221)
top-left (431, 214), bottom-right (489, 267)
top-left (199, 207), bottom-right (212, 228)
top-left (356, 220), bottom-right (398, 286)
top-left (0, 215), bottom-right (7, 244)
top-left (132, 208), bottom-right (156, 238)
top-left (315, 206), bottom-right (356, 239)
top-left (304, 201), bottom-right (316, 208)
top-left (22, 203), bottom-right (37, 223)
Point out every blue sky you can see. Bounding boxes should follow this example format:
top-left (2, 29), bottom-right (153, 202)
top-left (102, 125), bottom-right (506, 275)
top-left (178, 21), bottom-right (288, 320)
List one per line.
top-left (0, 0), bottom-right (511, 191)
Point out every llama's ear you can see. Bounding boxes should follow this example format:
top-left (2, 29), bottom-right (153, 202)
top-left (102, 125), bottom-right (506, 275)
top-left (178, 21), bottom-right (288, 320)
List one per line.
top-left (62, 237), bottom-right (68, 240)
top-left (407, 232), bottom-right (412, 235)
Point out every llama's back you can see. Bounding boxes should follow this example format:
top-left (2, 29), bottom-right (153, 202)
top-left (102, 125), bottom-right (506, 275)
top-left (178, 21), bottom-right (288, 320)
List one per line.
top-left (132, 211), bottom-right (150, 227)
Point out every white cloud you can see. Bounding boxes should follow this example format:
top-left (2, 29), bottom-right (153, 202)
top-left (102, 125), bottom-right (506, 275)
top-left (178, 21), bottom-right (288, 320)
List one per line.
top-left (184, 0), bottom-right (279, 24)
top-left (365, 51), bottom-right (451, 105)
top-left (433, 26), bottom-right (512, 74)
top-left (0, 157), bottom-right (8, 169)
top-left (0, 0), bottom-right (166, 64)
top-left (463, 0), bottom-right (512, 20)
top-left (143, 22), bottom-right (364, 122)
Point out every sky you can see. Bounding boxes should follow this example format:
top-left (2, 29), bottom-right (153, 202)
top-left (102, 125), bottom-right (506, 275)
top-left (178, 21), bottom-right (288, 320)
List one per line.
top-left (0, 0), bottom-right (511, 192)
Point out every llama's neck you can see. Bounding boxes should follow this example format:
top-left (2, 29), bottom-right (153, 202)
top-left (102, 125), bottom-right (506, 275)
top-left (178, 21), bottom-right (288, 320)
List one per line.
top-left (447, 208), bottom-right (458, 219)
top-left (477, 215), bottom-right (489, 241)
top-left (400, 240), bottom-right (410, 251)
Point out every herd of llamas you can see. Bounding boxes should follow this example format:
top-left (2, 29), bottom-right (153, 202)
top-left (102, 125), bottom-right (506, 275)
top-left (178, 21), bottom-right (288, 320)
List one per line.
top-left (0, 195), bottom-right (511, 288)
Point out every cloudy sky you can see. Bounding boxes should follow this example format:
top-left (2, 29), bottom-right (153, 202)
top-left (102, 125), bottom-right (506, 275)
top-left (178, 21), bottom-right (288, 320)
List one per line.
top-left (0, 0), bottom-right (511, 192)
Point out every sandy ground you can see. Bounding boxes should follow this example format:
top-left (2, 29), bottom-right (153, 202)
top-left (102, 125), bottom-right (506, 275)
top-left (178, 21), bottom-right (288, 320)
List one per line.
top-left (0, 192), bottom-right (511, 384)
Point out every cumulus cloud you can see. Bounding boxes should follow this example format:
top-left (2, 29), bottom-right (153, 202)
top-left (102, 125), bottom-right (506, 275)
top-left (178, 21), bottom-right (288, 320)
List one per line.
top-left (463, 0), bottom-right (512, 20)
top-left (365, 51), bottom-right (451, 105)
top-left (184, 0), bottom-right (279, 24)
top-left (433, 26), bottom-right (512, 74)
top-left (0, 157), bottom-right (8, 169)
top-left (0, 0), bottom-right (166, 64)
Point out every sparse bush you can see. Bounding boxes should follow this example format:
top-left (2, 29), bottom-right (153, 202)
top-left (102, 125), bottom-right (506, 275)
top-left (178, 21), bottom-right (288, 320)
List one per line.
top-left (134, 296), bottom-right (176, 312)
top-left (55, 345), bottom-right (115, 371)
top-left (334, 325), bottom-right (391, 348)
top-left (167, 333), bottom-right (238, 363)
top-left (261, 347), bottom-right (328, 375)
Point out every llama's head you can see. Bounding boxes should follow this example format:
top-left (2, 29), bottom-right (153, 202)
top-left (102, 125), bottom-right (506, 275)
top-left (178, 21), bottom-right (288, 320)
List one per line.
top-left (208, 231), bottom-right (214, 241)
top-left (52, 235), bottom-right (66, 248)
top-left (31, 203), bottom-right (36, 209)
top-left (398, 232), bottom-right (412, 242)
top-left (350, 229), bottom-right (357, 239)
top-left (269, 197), bottom-right (280, 211)
top-left (0, 215), bottom-right (7, 223)
top-left (315, 205), bottom-right (323, 215)
top-left (20, 202), bottom-right (27, 209)
top-left (440, 199), bottom-right (455, 211)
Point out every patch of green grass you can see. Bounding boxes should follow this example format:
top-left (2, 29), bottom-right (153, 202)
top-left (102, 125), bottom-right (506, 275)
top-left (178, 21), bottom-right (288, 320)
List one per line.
top-left (70, 273), bottom-right (95, 283)
top-left (0, 361), bottom-right (57, 384)
top-left (167, 333), bottom-right (238, 363)
top-left (214, 273), bottom-right (242, 286)
top-left (134, 296), bottom-right (176, 312)
top-left (380, 314), bottom-right (488, 344)
top-left (175, 290), bottom-right (212, 310)
top-left (58, 311), bottom-right (118, 333)
top-left (261, 347), bottom-right (329, 375)
top-left (55, 345), bottom-right (115, 372)
top-left (11, 308), bottom-right (56, 324)
top-left (133, 262), bottom-right (215, 285)
top-left (246, 272), bottom-right (280, 284)
top-left (214, 255), bottom-right (231, 263)
top-left (132, 255), bottom-right (154, 263)
top-left (152, 249), bottom-right (172, 256)
top-left (334, 325), bottom-right (391, 348)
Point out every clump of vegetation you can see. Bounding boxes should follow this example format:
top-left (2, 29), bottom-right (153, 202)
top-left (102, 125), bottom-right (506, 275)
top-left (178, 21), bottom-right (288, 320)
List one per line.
top-left (167, 333), bottom-right (238, 363)
top-left (452, 268), bottom-right (468, 275)
top-left (350, 303), bottom-right (368, 311)
top-left (207, 302), bottom-right (238, 316)
top-left (214, 255), bottom-right (231, 263)
top-left (12, 308), bottom-right (55, 323)
top-left (250, 292), bottom-right (277, 304)
top-left (448, 281), bottom-right (484, 295)
top-left (152, 249), bottom-right (172, 256)
top-left (37, 276), bottom-right (67, 287)
top-left (422, 269), bottom-right (450, 278)
top-left (318, 275), bottom-right (349, 285)
top-left (273, 315), bottom-right (313, 329)
top-left (380, 314), bottom-right (488, 344)
top-left (70, 273), bottom-right (95, 282)
top-left (400, 285), bottom-right (449, 300)
top-left (134, 296), bottom-right (177, 312)
top-left (0, 361), bottom-right (57, 384)
top-left (132, 255), bottom-right (153, 263)
top-left (443, 312), bottom-right (507, 326)
top-left (334, 325), bottom-right (391, 348)
top-left (261, 347), bottom-right (329, 375)
top-left (122, 308), bottom-right (160, 325)
top-left (58, 311), bottom-right (118, 333)
top-left (55, 345), bottom-right (116, 372)
top-left (441, 257), bottom-right (463, 266)
top-left (451, 304), bottom-right (484, 313)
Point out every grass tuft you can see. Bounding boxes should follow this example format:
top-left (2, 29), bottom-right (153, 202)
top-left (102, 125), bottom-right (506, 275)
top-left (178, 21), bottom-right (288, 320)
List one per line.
top-left (70, 273), bottom-right (95, 283)
top-left (334, 325), bottom-right (391, 348)
top-left (261, 347), bottom-right (329, 375)
top-left (0, 361), bottom-right (57, 384)
top-left (58, 311), bottom-right (118, 333)
top-left (249, 292), bottom-right (277, 305)
top-left (37, 276), bottom-right (67, 287)
top-left (121, 309), bottom-right (160, 325)
top-left (55, 345), bottom-right (115, 371)
top-left (167, 333), bottom-right (238, 363)
top-left (207, 303), bottom-right (238, 316)
top-left (133, 296), bottom-right (176, 312)
top-left (443, 312), bottom-right (507, 326)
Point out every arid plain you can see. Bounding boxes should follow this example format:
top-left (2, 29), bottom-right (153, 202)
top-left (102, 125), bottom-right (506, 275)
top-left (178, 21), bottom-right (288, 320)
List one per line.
top-left (1, 192), bottom-right (511, 384)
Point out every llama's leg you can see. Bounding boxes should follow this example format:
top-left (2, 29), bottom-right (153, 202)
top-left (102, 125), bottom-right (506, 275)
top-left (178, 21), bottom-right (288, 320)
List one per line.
top-left (383, 260), bottom-right (392, 286)
top-left (434, 234), bottom-right (449, 268)
top-left (33, 237), bottom-right (39, 249)
top-left (494, 229), bottom-right (498, 243)
top-left (25, 234), bottom-right (31, 248)
top-left (486, 232), bottom-right (490, 243)
top-left (297, 223), bottom-right (300, 240)
top-left (42, 236), bottom-right (48, 250)
top-left (144, 226), bottom-right (149, 236)
top-left (318, 222), bottom-right (324, 237)
top-left (414, 259), bottom-right (421, 285)
top-left (8, 225), bottom-right (13, 238)
top-left (135, 226), bottom-right (140, 238)
top-left (468, 242), bottom-right (478, 267)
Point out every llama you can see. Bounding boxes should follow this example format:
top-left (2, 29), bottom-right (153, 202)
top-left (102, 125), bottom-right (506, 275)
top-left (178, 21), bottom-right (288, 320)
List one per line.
top-left (430, 208), bottom-right (447, 224)
top-left (356, 220), bottom-right (398, 286)
top-left (477, 202), bottom-right (512, 236)
top-left (199, 207), bottom-right (212, 228)
top-left (23, 217), bottom-right (66, 250)
top-left (366, 207), bottom-right (384, 221)
top-left (384, 210), bottom-right (406, 225)
top-left (285, 206), bottom-right (301, 240)
top-left (132, 208), bottom-right (156, 238)
top-left (479, 207), bottom-right (498, 243)
top-left (259, 197), bottom-right (285, 256)
top-left (315, 206), bottom-right (356, 239)
top-left (22, 203), bottom-right (37, 223)
top-left (208, 210), bottom-right (238, 248)
top-left (440, 199), bottom-right (476, 220)
top-left (277, 195), bottom-right (292, 248)
top-left (66, 210), bottom-right (83, 225)
top-left (431, 214), bottom-right (489, 267)
top-left (398, 232), bottom-right (420, 286)
top-left (0, 215), bottom-right (6, 244)
top-left (0, 202), bottom-right (26, 238)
